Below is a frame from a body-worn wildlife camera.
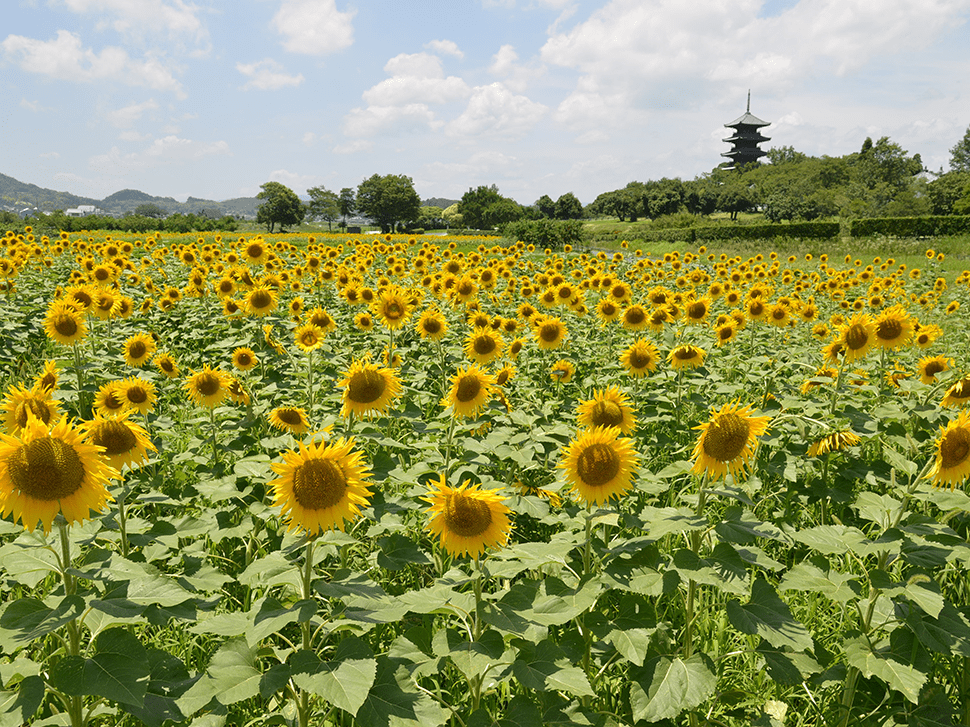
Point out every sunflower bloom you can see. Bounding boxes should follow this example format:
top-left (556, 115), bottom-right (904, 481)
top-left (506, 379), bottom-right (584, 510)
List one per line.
top-left (550, 359), bottom-right (576, 383)
top-left (838, 313), bottom-right (875, 363)
top-left (929, 412), bottom-right (970, 489)
top-left (919, 355), bottom-right (952, 385)
top-left (184, 365), bottom-right (231, 408)
top-left (668, 344), bottom-right (706, 370)
top-left (0, 416), bottom-right (117, 533)
top-left (338, 360), bottom-right (402, 418)
top-left (44, 305), bottom-right (87, 346)
top-left (423, 475), bottom-right (512, 559)
top-left (244, 286), bottom-right (278, 317)
top-left (559, 426), bottom-right (639, 506)
top-left (577, 386), bottom-right (637, 434)
top-left (117, 377), bottom-right (157, 415)
top-left (35, 360), bottom-right (60, 393)
top-left (464, 328), bottom-right (504, 365)
top-left (442, 364), bottom-right (496, 419)
top-left (270, 436), bottom-right (372, 534)
top-left (806, 430), bottom-right (860, 457)
top-left (294, 323), bottom-right (325, 353)
top-left (942, 379), bottom-right (970, 408)
top-left (372, 288), bottom-right (411, 330)
top-left (620, 338), bottom-right (660, 377)
top-left (153, 352), bottom-right (180, 379)
top-left (533, 317), bottom-right (567, 350)
top-left (269, 407), bottom-right (311, 434)
top-left (83, 411), bottom-right (155, 472)
top-left (873, 305), bottom-right (914, 350)
top-left (691, 401), bottom-right (770, 481)
top-left (232, 347), bottom-right (259, 371)
top-left (123, 333), bottom-right (156, 367)
top-left (3, 384), bottom-right (61, 436)
top-left (416, 308), bottom-right (448, 340)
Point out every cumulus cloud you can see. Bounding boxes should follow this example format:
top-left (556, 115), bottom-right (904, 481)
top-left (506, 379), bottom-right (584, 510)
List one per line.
top-left (88, 135), bottom-right (230, 176)
top-left (424, 39), bottom-right (464, 58)
top-left (58, 0), bottom-right (208, 43)
top-left (266, 169), bottom-right (322, 194)
top-left (489, 44), bottom-right (544, 92)
top-left (333, 139), bottom-right (374, 154)
top-left (272, 0), bottom-right (355, 56)
top-left (105, 98), bottom-right (159, 127)
top-left (362, 52), bottom-right (469, 107)
top-left (237, 59), bottom-right (304, 90)
top-left (342, 104), bottom-right (441, 138)
top-left (1, 30), bottom-right (183, 94)
top-left (446, 83), bottom-right (547, 139)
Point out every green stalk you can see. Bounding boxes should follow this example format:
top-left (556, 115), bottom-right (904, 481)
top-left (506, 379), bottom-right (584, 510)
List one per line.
top-left (306, 349), bottom-right (314, 414)
top-left (296, 536), bottom-right (317, 727)
top-left (117, 480), bottom-right (130, 558)
top-left (57, 517), bottom-right (84, 727)
top-left (442, 414), bottom-right (457, 483)
top-left (209, 405), bottom-right (219, 467)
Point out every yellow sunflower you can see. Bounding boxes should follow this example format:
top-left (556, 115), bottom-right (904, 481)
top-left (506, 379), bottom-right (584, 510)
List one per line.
top-left (423, 475), bottom-right (512, 559)
top-left (2, 383), bottom-right (62, 436)
top-left (372, 288), bottom-right (411, 330)
top-left (464, 328), bottom-right (504, 365)
top-left (184, 364), bottom-right (231, 408)
top-left (837, 313), bottom-right (875, 363)
top-left (232, 347), bottom-right (259, 371)
top-left (559, 426), bottom-right (639, 506)
top-left (337, 359), bottom-right (403, 418)
top-left (44, 305), bottom-right (87, 346)
top-left (35, 360), bottom-right (60, 393)
top-left (919, 355), bottom-right (952, 385)
top-left (117, 376), bottom-right (157, 415)
top-left (668, 344), bottom-right (706, 370)
top-left (621, 304), bottom-right (649, 331)
top-left (596, 298), bottom-right (621, 325)
top-left (226, 377), bottom-right (250, 405)
top-left (872, 305), bottom-right (914, 350)
top-left (619, 338), bottom-right (660, 377)
top-left (123, 333), bottom-right (156, 367)
top-left (533, 317), bottom-right (567, 350)
top-left (550, 359), bottom-right (576, 383)
top-left (494, 364), bottom-right (516, 387)
top-left (306, 307), bottom-right (337, 335)
top-left (442, 364), bottom-right (496, 419)
top-left (270, 436), bottom-right (372, 534)
top-left (942, 379), bottom-right (970, 408)
top-left (691, 401), bottom-right (770, 481)
top-left (416, 308), bottom-right (448, 340)
top-left (929, 411), bottom-right (970, 489)
top-left (82, 411), bottom-right (155, 472)
top-left (294, 323), bottom-right (325, 353)
top-left (914, 324), bottom-right (942, 349)
top-left (153, 352), bottom-right (180, 379)
top-left (269, 407), bottom-right (311, 434)
top-left (244, 286), bottom-right (278, 317)
top-left (0, 416), bottom-right (116, 533)
top-left (93, 382), bottom-right (128, 417)
top-left (806, 430), bottom-right (861, 457)
top-left (355, 311), bottom-right (375, 331)
top-left (577, 386), bottom-right (637, 434)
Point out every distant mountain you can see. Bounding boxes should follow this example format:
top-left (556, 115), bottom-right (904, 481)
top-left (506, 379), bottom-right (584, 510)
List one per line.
top-left (422, 197), bottom-right (459, 209)
top-left (0, 173), bottom-right (260, 218)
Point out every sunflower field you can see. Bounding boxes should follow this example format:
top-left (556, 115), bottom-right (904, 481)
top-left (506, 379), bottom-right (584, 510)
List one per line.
top-left (1, 227), bottom-right (970, 727)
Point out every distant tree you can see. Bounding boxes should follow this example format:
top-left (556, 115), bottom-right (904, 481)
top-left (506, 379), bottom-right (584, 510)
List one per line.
top-left (133, 203), bottom-right (166, 218)
top-left (338, 187), bottom-right (356, 227)
top-left (535, 194), bottom-right (556, 219)
top-left (927, 171), bottom-right (970, 214)
top-left (554, 192), bottom-right (583, 220)
top-left (256, 181), bottom-right (305, 232)
top-left (459, 185), bottom-right (524, 229)
top-left (442, 203), bottom-right (462, 228)
top-left (644, 179), bottom-right (684, 218)
top-left (306, 186), bottom-right (340, 231)
top-left (356, 174), bottom-right (421, 232)
top-left (950, 125), bottom-right (970, 173)
top-left (418, 205), bottom-right (444, 229)
top-left (766, 146), bottom-right (808, 165)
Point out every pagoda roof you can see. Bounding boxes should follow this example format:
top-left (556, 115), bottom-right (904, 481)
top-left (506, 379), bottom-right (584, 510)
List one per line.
top-left (724, 111), bottom-right (770, 128)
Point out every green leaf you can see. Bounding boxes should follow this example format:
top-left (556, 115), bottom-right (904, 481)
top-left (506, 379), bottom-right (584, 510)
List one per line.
top-left (0, 675), bottom-right (44, 727)
top-left (0, 596), bottom-right (84, 652)
top-left (756, 642), bottom-right (823, 685)
top-left (467, 695), bottom-right (542, 727)
top-left (512, 639), bottom-right (594, 697)
top-left (670, 544), bottom-right (749, 596)
top-left (0, 543), bottom-right (59, 589)
top-left (714, 506), bottom-right (789, 545)
top-left (638, 506), bottom-right (706, 539)
top-left (290, 637), bottom-right (377, 717)
top-left (905, 602), bottom-right (970, 657)
top-left (870, 570), bottom-right (944, 618)
top-left (779, 556), bottom-right (862, 604)
top-left (845, 635), bottom-right (927, 704)
top-left (790, 524), bottom-right (869, 555)
top-left (433, 628), bottom-right (508, 682)
top-left (880, 446), bottom-right (919, 477)
top-left (854, 492), bottom-right (904, 528)
top-left (355, 656), bottom-right (448, 727)
top-left (121, 648), bottom-right (192, 727)
top-left (48, 628), bottom-right (149, 707)
top-left (376, 533), bottom-right (432, 570)
top-left (629, 654), bottom-right (716, 723)
top-left (726, 576), bottom-right (813, 652)
top-left (178, 637), bottom-right (261, 713)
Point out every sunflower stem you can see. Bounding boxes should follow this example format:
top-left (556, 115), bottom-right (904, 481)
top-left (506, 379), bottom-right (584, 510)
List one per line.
top-left (209, 405), bottom-right (219, 467)
top-left (118, 481), bottom-right (130, 558)
top-left (56, 517), bottom-right (85, 727)
top-left (306, 349), bottom-right (314, 414)
top-left (72, 341), bottom-right (87, 417)
top-left (442, 414), bottom-right (457, 484)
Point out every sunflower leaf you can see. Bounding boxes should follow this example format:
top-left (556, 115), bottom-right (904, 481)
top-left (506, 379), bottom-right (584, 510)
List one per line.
top-left (629, 654), bottom-right (716, 723)
top-left (0, 595), bottom-right (85, 652)
top-left (844, 636), bottom-right (927, 704)
top-left (726, 575), bottom-right (813, 652)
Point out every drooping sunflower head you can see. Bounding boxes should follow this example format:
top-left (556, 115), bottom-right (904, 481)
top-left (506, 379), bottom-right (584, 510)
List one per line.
top-left (2, 383), bottom-right (62, 436)
top-left (919, 355), bottom-right (952, 385)
top-left (123, 333), bottom-right (156, 367)
top-left (82, 411), bottom-right (155, 472)
top-left (0, 416), bottom-right (116, 533)
top-left (668, 344), bottom-right (706, 371)
top-left (929, 411), bottom-right (970, 490)
top-left (942, 378), bottom-right (970, 408)
top-left (35, 360), bottom-right (60, 393)
top-left (338, 360), bottom-right (402, 418)
top-left (422, 475), bottom-right (512, 559)
top-left (806, 430), bottom-right (861, 457)
top-left (495, 364), bottom-right (516, 387)
top-left (691, 401), bottom-right (770, 481)
top-left (269, 406), bottom-right (311, 434)
top-left (576, 386), bottom-right (637, 435)
top-left (270, 436), bottom-right (372, 534)
top-left (184, 364), bottom-right (231, 408)
top-left (559, 426), bottom-right (639, 506)
top-left (442, 364), bottom-right (496, 419)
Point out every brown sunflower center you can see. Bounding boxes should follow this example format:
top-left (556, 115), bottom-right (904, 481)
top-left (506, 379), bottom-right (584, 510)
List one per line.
top-left (688, 302), bottom-right (707, 319)
top-left (246, 243), bottom-right (264, 259)
top-left (422, 318), bottom-right (442, 334)
top-left (624, 308), bottom-right (645, 325)
top-left (539, 323), bottom-right (561, 342)
top-left (383, 302), bottom-right (405, 320)
top-left (7, 437), bottom-right (85, 501)
top-left (718, 326), bottom-right (734, 341)
top-left (159, 359), bottom-right (175, 373)
top-left (940, 428), bottom-right (970, 469)
top-left (456, 375), bottom-right (482, 403)
top-left (277, 408), bottom-right (305, 425)
top-left (443, 493), bottom-right (492, 537)
top-left (126, 385), bottom-right (148, 404)
top-left (629, 348), bottom-right (652, 369)
top-left (348, 369), bottom-right (387, 404)
top-left (844, 324), bottom-right (869, 351)
top-left (251, 290), bottom-right (273, 309)
top-left (236, 353), bottom-right (252, 367)
top-left (924, 361), bottom-right (945, 377)
top-left (53, 314), bottom-right (79, 337)
top-left (674, 346), bottom-right (698, 361)
top-left (90, 420), bottom-right (138, 457)
top-left (702, 413), bottom-right (750, 463)
top-left (473, 335), bottom-right (497, 355)
top-left (589, 401), bottom-right (624, 428)
top-left (301, 331), bottom-right (319, 347)
top-left (16, 399), bottom-right (52, 429)
top-left (950, 380), bottom-right (970, 400)
top-left (577, 442), bottom-right (620, 487)
top-left (195, 373), bottom-right (221, 397)
top-left (102, 392), bottom-right (125, 411)
top-left (128, 341), bottom-right (147, 359)
top-left (771, 308), bottom-right (786, 321)
top-left (292, 458), bottom-right (346, 510)
top-left (876, 319), bottom-right (902, 341)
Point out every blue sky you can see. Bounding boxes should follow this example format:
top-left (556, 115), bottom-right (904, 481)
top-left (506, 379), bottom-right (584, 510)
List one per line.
top-left (2, 0), bottom-right (969, 207)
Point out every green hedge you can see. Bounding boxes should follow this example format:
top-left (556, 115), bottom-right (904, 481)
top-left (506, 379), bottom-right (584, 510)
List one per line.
top-left (634, 221), bottom-right (841, 243)
top-left (848, 215), bottom-right (970, 237)
top-left (500, 219), bottom-right (587, 250)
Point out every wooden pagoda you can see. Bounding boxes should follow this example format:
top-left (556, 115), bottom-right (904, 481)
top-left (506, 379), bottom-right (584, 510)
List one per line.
top-left (721, 92), bottom-right (770, 169)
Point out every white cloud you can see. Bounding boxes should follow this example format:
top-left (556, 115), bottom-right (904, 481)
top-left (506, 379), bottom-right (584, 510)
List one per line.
top-left (266, 169), bottom-right (322, 194)
top-left (362, 53), bottom-right (469, 107)
top-left (424, 39), bottom-right (464, 58)
top-left (489, 44), bottom-right (544, 92)
top-left (119, 130), bottom-right (151, 141)
top-left (1, 30), bottom-right (183, 94)
top-left (333, 139), bottom-right (373, 154)
top-left (105, 98), bottom-right (159, 127)
top-left (272, 0), bottom-right (355, 56)
top-left (88, 135), bottom-right (230, 176)
top-left (57, 0), bottom-right (207, 43)
top-left (302, 132), bottom-right (316, 145)
top-left (446, 83), bottom-right (547, 139)
top-left (237, 59), bottom-right (304, 90)
top-left (40, 151), bottom-right (61, 159)
top-left (342, 104), bottom-right (440, 137)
